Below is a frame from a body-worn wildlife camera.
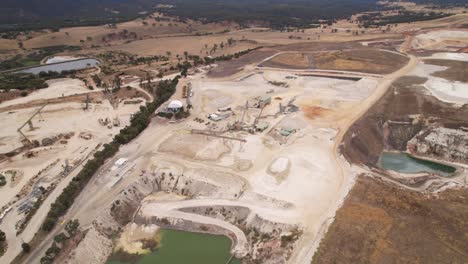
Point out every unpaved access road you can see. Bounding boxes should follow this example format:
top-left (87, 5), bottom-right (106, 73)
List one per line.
top-left (288, 50), bottom-right (419, 264)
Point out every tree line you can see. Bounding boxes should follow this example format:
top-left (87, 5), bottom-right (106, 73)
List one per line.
top-left (0, 70), bottom-right (78, 91)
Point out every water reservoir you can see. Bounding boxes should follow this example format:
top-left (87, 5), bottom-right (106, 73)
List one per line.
top-left (107, 229), bottom-right (241, 264)
top-left (379, 152), bottom-right (456, 176)
top-left (16, 58), bottom-right (100, 74)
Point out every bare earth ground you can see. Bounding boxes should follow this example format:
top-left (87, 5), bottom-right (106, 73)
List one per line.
top-left (207, 48), bottom-right (278, 78)
top-left (260, 49), bottom-right (409, 74)
top-left (0, 78), bottom-right (147, 263)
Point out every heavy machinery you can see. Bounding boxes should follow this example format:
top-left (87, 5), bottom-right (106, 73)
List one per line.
top-left (17, 103), bottom-right (48, 144)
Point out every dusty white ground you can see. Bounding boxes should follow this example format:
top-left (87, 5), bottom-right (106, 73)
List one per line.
top-left (41, 54), bottom-right (421, 264)
top-left (0, 78), bottom-right (92, 108)
top-left (115, 223), bottom-right (160, 255)
top-left (409, 54), bottom-right (468, 104)
top-left (411, 30), bottom-right (468, 50)
top-left (45, 56), bottom-right (83, 64)
top-left (102, 68), bottom-right (383, 263)
top-left (430, 52), bottom-right (468, 62)
top-left (0, 79), bottom-right (146, 263)
top-left (0, 101), bottom-right (140, 154)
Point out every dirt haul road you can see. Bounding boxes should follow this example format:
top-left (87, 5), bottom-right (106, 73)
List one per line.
top-left (288, 51), bottom-right (419, 263)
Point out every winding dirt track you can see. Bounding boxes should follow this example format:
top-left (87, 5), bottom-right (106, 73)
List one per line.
top-left (288, 43), bottom-right (419, 264)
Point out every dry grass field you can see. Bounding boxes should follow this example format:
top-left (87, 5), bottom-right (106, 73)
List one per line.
top-left (0, 39), bottom-right (19, 52)
top-left (312, 176), bottom-right (468, 264)
top-left (24, 17), bottom-right (237, 49)
top-left (311, 49), bottom-right (409, 74)
top-left (266, 53), bottom-right (311, 69)
top-left (99, 36), bottom-right (258, 57)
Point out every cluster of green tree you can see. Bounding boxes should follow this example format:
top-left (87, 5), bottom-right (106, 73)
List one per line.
top-left (175, 61), bottom-right (193, 77)
top-left (0, 229), bottom-right (5, 256)
top-left (91, 74), bottom-right (102, 87)
top-left (39, 220), bottom-right (80, 264)
top-left (101, 29), bottom-right (138, 43)
top-left (0, 45), bottom-right (81, 71)
top-left (358, 10), bottom-right (451, 27)
top-left (98, 51), bottom-right (169, 67)
top-left (411, 0), bottom-right (468, 5)
top-left (41, 77), bottom-right (179, 232)
top-left (0, 69), bottom-right (80, 91)
top-left (0, 31), bottom-right (22, 39)
top-left (0, 74), bottom-right (48, 91)
top-left (166, 47), bottom-right (260, 76)
top-left (0, 175), bottom-right (6, 186)
top-left (129, 55), bottom-right (170, 66)
top-left (204, 47), bottom-right (263, 64)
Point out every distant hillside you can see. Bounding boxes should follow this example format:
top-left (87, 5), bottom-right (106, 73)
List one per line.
top-left (157, 0), bottom-right (382, 28)
top-left (1, 0), bottom-right (466, 31)
top-left (0, 0), bottom-right (159, 29)
top-left (0, 0), bottom-right (383, 30)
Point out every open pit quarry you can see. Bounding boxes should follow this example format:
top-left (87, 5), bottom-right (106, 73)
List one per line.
top-left (0, 13), bottom-right (467, 264)
top-left (24, 44), bottom-right (416, 264)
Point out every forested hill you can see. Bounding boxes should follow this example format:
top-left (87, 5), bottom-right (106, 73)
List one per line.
top-left (0, 0), bottom-right (158, 28)
top-left (1, 0), bottom-right (467, 30)
top-left (0, 0), bottom-right (383, 30)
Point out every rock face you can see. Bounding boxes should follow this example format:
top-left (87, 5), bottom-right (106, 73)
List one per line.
top-left (383, 118), bottom-right (422, 151)
top-left (342, 75), bottom-right (468, 168)
top-left (408, 127), bottom-right (468, 164)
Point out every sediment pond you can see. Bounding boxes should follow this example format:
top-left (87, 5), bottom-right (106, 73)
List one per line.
top-left (16, 58), bottom-right (100, 74)
top-left (379, 152), bottom-right (456, 176)
top-left (107, 229), bottom-right (241, 264)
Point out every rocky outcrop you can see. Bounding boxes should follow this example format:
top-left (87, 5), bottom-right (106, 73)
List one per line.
top-left (343, 75), bottom-right (468, 168)
top-left (408, 127), bottom-right (468, 164)
top-left (383, 118), bottom-right (422, 151)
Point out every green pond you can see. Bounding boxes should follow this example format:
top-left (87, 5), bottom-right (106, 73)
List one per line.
top-left (379, 152), bottom-right (456, 176)
top-left (107, 229), bottom-right (241, 264)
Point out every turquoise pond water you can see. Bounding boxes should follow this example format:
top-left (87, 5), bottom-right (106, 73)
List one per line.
top-left (379, 152), bottom-right (456, 176)
top-left (107, 229), bottom-right (241, 264)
